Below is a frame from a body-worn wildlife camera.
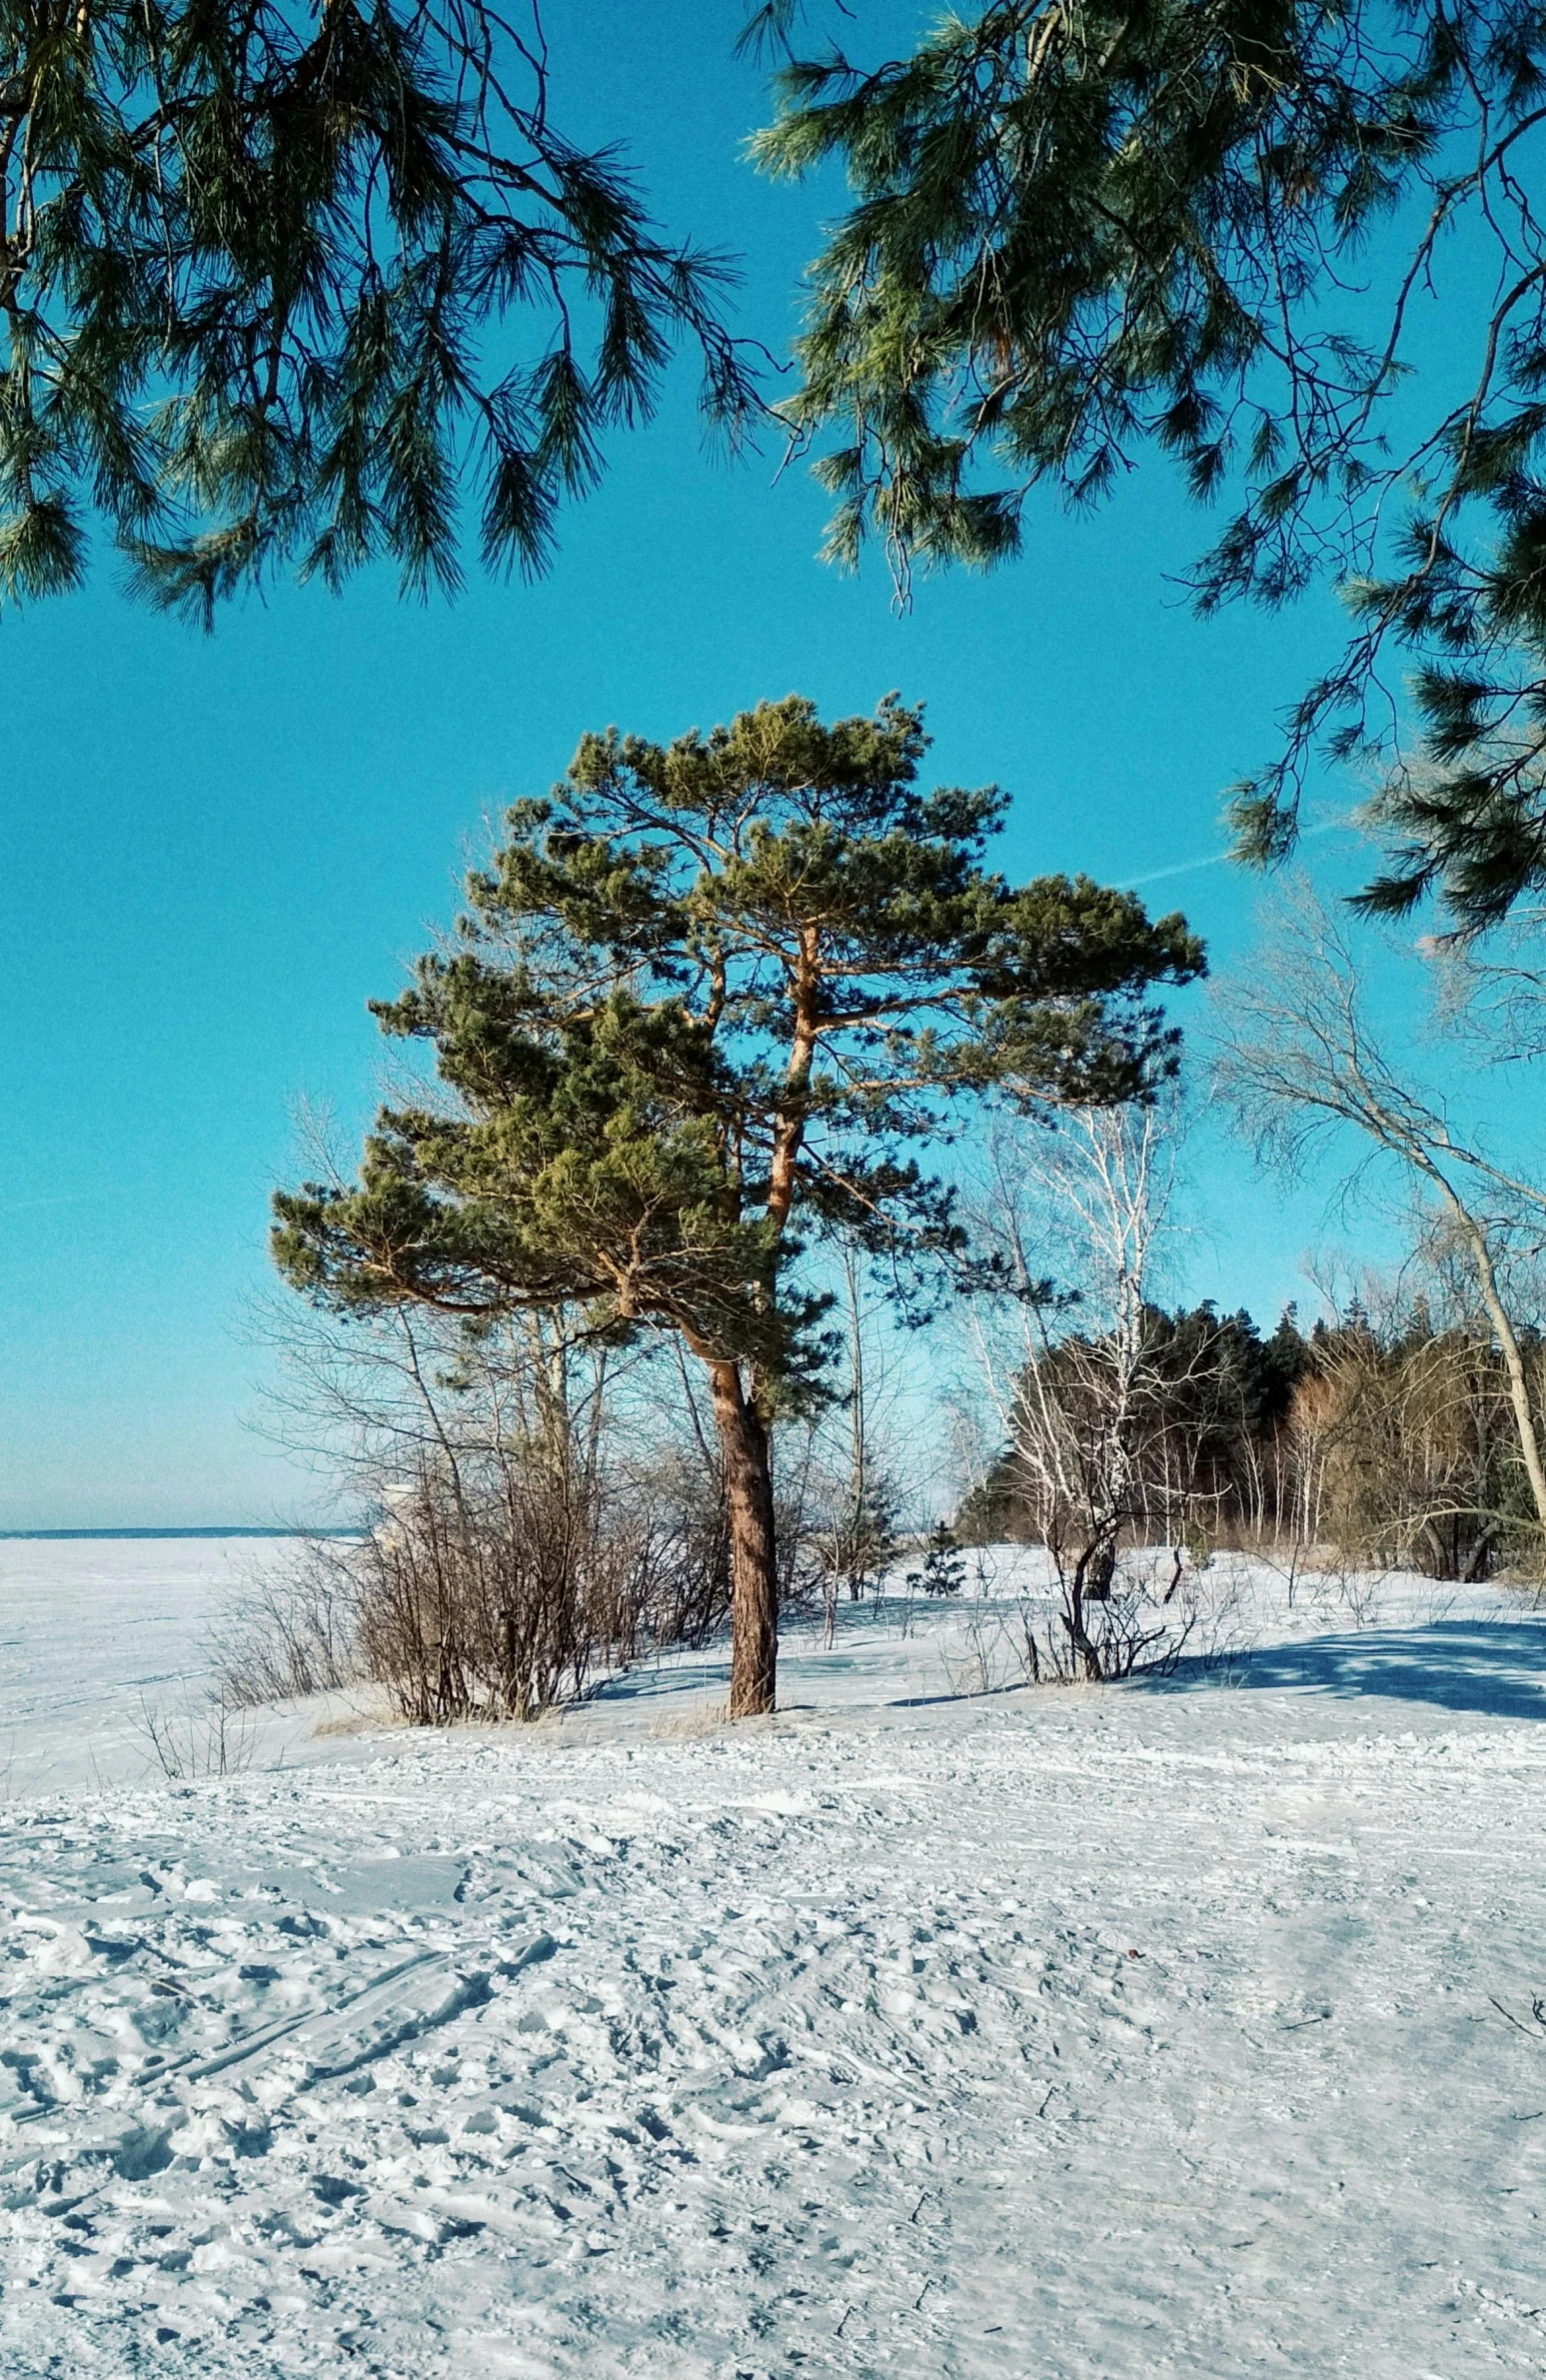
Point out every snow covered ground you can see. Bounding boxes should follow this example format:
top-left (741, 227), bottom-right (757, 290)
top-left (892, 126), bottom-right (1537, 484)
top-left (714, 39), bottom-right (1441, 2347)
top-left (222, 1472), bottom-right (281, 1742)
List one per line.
top-left (5, 1542), bottom-right (1546, 2376)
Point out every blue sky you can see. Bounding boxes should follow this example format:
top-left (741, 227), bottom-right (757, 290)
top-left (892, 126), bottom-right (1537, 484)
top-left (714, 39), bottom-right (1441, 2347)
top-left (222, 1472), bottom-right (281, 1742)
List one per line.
top-left (0, 2), bottom-right (1452, 1527)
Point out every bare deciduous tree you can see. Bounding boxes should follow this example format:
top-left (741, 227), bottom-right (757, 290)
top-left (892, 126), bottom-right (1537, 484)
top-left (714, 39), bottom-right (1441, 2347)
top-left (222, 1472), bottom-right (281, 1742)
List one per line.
top-left (958, 1101), bottom-right (1203, 1679)
top-left (1212, 886), bottom-right (1546, 1547)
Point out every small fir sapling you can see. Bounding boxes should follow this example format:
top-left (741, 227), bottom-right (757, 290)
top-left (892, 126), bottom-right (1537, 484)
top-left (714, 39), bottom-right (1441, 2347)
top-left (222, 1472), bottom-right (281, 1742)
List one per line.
top-left (907, 1528), bottom-right (965, 1599)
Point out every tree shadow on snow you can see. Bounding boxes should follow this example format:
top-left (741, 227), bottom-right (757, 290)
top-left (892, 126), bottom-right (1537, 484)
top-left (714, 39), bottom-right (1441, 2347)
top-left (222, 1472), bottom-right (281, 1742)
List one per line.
top-left (1145, 1619), bottom-right (1546, 1723)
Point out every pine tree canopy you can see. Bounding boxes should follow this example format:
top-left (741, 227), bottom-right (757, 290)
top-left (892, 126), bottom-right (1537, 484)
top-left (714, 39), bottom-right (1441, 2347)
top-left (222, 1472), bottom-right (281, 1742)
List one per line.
top-left (751, 2), bottom-right (1546, 934)
top-left (0, 0), bottom-right (757, 620)
top-left (272, 694), bottom-right (1204, 1389)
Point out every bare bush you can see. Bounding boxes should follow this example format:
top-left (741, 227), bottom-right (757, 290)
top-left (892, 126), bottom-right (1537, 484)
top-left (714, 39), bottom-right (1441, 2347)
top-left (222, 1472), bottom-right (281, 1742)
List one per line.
top-left (344, 1452), bottom-right (649, 1724)
top-left (627, 1440), bottom-right (734, 1652)
top-left (239, 1289), bottom-right (856, 1724)
top-left (216, 1562), bottom-right (359, 1708)
top-left (1022, 1551), bottom-right (1198, 1684)
top-left (136, 1692), bottom-right (256, 1781)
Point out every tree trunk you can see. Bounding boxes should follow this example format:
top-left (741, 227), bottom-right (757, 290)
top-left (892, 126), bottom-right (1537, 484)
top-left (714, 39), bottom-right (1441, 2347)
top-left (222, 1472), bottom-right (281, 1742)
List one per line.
top-left (1062, 1543), bottom-right (1105, 1681)
top-left (1435, 1183), bottom-right (1546, 1537)
top-left (709, 1359), bottom-right (778, 1716)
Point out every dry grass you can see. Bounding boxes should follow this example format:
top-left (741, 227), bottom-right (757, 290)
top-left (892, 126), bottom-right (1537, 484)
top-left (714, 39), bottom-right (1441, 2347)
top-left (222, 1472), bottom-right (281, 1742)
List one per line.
top-left (648, 1700), bottom-right (731, 1739)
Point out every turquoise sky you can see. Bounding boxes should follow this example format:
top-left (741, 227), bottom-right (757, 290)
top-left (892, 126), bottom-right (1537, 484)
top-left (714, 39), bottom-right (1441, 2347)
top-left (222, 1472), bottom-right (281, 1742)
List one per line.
top-left (0, 3), bottom-right (1439, 1526)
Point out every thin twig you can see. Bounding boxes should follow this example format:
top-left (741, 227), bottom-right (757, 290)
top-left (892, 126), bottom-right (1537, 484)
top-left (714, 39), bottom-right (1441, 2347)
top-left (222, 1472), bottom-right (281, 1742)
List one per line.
top-left (1489, 1995), bottom-right (1545, 2042)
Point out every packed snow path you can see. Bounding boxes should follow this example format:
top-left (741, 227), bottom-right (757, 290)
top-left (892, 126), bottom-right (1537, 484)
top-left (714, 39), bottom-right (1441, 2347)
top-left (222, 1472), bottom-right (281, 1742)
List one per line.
top-left (5, 1612), bottom-right (1546, 2373)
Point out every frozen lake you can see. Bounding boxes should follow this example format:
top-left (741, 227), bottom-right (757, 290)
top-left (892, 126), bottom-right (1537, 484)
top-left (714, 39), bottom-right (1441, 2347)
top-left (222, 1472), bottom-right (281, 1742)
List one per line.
top-left (0, 1536), bottom-right (319, 1795)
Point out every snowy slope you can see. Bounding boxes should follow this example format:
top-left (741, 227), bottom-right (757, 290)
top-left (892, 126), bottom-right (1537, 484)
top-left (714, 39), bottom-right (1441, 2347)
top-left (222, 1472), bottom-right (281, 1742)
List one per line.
top-left (4, 1551), bottom-right (1546, 2376)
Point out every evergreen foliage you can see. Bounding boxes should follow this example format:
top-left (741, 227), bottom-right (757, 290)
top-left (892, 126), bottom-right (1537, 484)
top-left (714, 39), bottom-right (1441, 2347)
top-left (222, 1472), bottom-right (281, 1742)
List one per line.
top-left (273, 694), bottom-right (1201, 1363)
top-left (272, 693), bottom-right (1203, 1709)
top-left (753, 2), bottom-right (1546, 931)
top-left (905, 1526), bottom-right (964, 1599)
top-left (0, 0), bottom-right (757, 618)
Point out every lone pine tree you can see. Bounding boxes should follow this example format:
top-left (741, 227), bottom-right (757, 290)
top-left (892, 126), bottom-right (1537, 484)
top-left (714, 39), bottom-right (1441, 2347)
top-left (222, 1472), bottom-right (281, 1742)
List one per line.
top-left (273, 695), bottom-right (1202, 1714)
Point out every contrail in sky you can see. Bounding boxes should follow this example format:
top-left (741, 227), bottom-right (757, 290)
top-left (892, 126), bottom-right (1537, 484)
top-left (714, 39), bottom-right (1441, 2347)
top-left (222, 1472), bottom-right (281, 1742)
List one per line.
top-left (1120, 818), bottom-right (1351, 891)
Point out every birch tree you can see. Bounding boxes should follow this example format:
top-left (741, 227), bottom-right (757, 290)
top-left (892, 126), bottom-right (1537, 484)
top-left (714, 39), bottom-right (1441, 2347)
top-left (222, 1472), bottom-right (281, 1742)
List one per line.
top-left (960, 1099), bottom-right (1211, 1677)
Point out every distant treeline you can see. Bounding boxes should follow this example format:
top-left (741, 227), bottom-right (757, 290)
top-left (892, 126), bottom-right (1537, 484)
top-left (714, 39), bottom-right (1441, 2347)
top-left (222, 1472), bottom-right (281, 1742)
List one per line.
top-left (958, 1301), bottom-right (1544, 1581)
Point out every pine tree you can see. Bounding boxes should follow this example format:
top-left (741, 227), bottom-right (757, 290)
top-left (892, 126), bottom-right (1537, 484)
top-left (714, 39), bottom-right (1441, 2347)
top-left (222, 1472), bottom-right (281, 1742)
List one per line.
top-left (0, 0), bottom-right (757, 618)
top-left (272, 694), bottom-right (1203, 1715)
top-left (751, 2), bottom-right (1546, 932)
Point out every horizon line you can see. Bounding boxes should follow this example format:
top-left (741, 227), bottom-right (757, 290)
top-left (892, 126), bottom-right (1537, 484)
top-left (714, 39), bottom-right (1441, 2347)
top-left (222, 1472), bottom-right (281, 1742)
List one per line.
top-left (0, 1524), bottom-right (359, 1541)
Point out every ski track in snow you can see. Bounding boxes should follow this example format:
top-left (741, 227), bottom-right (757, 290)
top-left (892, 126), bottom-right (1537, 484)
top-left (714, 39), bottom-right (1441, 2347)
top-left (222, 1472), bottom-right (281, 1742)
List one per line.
top-left (4, 1558), bottom-right (1546, 2374)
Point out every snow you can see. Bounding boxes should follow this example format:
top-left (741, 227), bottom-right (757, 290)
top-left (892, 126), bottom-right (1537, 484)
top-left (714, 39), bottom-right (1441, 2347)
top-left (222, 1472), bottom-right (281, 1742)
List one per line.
top-left (0, 1538), bottom-right (343, 1797)
top-left (4, 1541), bottom-right (1546, 2375)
